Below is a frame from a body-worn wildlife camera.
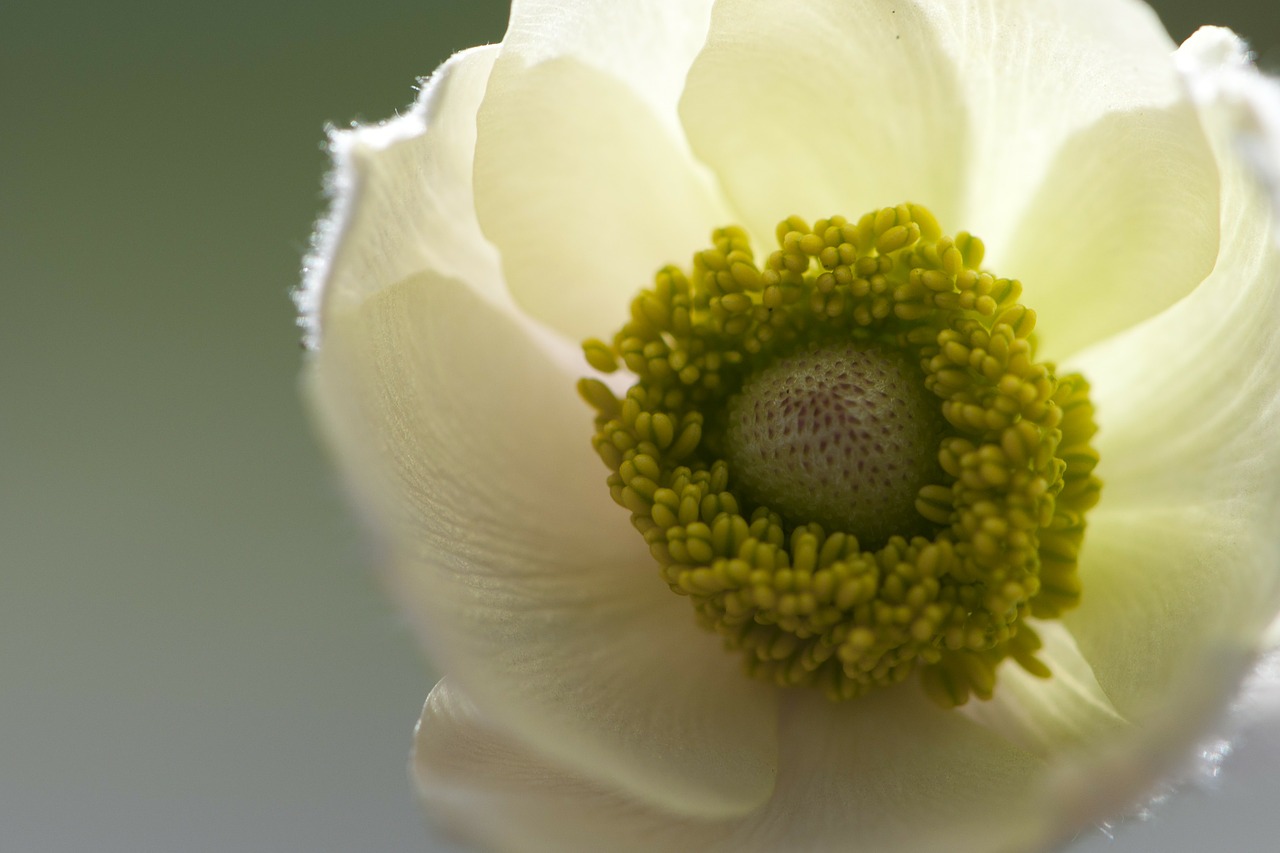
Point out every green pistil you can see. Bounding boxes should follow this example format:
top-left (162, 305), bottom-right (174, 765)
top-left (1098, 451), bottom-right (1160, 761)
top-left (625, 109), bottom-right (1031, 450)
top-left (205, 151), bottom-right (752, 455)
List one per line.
top-left (725, 341), bottom-right (946, 550)
top-left (578, 204), bottom-right (1102, 707)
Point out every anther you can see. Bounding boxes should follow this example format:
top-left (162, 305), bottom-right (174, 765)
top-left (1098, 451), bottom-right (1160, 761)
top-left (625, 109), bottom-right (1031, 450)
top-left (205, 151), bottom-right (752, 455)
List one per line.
top-left (579, 204), bottom-right (1101, 706)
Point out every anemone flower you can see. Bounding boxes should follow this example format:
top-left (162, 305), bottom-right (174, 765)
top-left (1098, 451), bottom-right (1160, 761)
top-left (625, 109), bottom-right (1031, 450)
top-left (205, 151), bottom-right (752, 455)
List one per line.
top-left (298, 2), bottom-right (1280, 851)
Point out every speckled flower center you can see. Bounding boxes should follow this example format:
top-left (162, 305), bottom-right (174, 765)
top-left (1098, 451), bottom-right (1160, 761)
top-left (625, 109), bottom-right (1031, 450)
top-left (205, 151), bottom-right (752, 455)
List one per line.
top-left (726, 343), bottom-right (944, 548)
top-left (578, 204), bottom-right (1102, 707)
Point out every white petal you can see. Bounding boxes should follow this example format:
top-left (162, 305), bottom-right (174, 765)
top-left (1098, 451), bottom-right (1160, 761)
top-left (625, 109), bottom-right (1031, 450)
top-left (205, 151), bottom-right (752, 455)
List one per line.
top-left (959, 620), bottom-right (1127, 759)
top-left (1062, 507), bottom-right (1280, 722)
top-left (298, 46), bottom-right (506, 347)
top-left (414, 679), bottom-right (1058, 853)
top-left (1125, 652), bottom-right (1280, 851)
top-left (303, 50), bottom-right (778, 816)
top-left (1231, 648), bottom-right (1280, 736)
top-left (311, 274), bottom-right (778, 818)
top-left (679, 0), bottom-right (969, 244)
top-left (413, 678), bottom-right (735, 853)
top-left (1177, 27), bottom-right (1280, 244)
top-left (904, 1), bottom-right (1220, 360)
top-left (997, 101), bottom-right (1219, 360)
top-left (911, 0), bottom-right (1183, 254)
top-left (473, 0), bottom-right (732, 341)
top-left (500, 0), bottom-right (715, 129)
top-left (1063, 62), bottom-right (1280, 723)
top-left (1265, 613), bottom-right (1280, 650)
top-left (725, 689), bottom-right (1048, 852)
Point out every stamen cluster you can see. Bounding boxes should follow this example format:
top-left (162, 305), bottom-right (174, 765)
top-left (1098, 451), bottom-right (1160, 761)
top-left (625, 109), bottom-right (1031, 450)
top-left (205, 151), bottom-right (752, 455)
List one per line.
top-left (579, 204), bottom-right (1101, 706)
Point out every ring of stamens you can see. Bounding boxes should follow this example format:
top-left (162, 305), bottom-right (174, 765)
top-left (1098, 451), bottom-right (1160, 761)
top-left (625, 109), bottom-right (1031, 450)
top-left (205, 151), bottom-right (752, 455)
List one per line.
top-left (578, 204), bottom-right (1102, 706)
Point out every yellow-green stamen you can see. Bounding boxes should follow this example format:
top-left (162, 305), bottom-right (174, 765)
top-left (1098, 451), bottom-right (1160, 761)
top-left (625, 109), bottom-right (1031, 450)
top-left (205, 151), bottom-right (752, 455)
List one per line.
top-left (578, 204), bottom-right (1102, 707)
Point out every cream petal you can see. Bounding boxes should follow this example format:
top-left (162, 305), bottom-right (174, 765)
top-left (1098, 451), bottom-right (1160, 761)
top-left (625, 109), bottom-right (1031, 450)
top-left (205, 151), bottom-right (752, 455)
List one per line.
top-left (679, 0), bottom-right (969, 244)
top-left (473, 0), bottom-right (732, 341)
top-left (298, 46), bottom-right (506, 347)
top-left (310, 275), bottom-right (777, 817)
top-left (959, 620), bottom-right (1127, 759)
top-left (1230, 649), bottom-right (1280, 736)
top-left (1037, 644), bottom-right (1260, 847)
top-left (499, 0), bottom-right (716, 129)
top-left (303, 42), bottom-right (777, 818)
top-left (724, 689), bottom-right (1047, 852)
top-left (414, 679), bottom-right (1057, 853)
top-left (1177, 27), bottom-right (1280, 244)
top-left (1062, 70), bottom-right (1280, 723)
top-left (679, 0), bottom-right (1184, 261)
top-left (413, 678), bottom-right (736, 853)
top-left (910, 0), bottom-right (1183, 254)
top-left (997, 102), bottom-right (1219, 360)
top-left (1062, 506), bottom-right (1279, 722)
top-left (904, 1), bottom-right (1218, 360)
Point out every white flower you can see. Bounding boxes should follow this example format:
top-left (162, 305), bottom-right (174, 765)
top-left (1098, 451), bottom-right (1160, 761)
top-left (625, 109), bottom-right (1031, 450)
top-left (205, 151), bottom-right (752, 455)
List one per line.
top-left (298, 2), bottom-right (1280, 851)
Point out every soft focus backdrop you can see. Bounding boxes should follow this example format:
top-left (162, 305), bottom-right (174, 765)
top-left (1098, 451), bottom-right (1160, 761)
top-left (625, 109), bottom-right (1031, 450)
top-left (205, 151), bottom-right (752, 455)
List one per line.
top-left (3, 2), bottom-right (1277, 851)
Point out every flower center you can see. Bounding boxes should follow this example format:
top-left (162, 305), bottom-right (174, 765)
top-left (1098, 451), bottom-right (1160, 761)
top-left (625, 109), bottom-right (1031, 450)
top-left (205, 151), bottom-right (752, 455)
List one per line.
top-left (578, 204), bottom-right (1102, 706)
top-left (725, 342), bottom-right (945, 549)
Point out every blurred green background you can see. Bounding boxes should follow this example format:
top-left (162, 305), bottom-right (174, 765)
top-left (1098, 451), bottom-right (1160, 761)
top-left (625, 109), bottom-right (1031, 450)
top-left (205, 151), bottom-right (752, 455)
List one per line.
top-left (2, 1), bottom-right (1276, 851)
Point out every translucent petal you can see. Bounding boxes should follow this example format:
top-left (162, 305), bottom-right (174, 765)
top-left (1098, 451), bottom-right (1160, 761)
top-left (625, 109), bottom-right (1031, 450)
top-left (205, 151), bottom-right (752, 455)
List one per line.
top-left (311, 275), bottom-right (778, 818)
top-left (901, 1), bottom-right (1219, 360)
top-left (413, 679), bottom-right (736, 853)
top-left (298, 46), bottom-right (506, 346)
top-left (1063, 73), bottom-right (1280, 722)
top-left (726, 690), bottom-right (1047, 852)
top-left (998, 102), bottom-right (1219, 360)
top-left (678, 0), bottom-right (968, 244)
top-left (911, 0), bottom-right (1183, 253)
top-left (500, 0), bottom-right (715, 130)
top-left (413, 680), bottom-right (1055, 853)
top-left (303, 50), bottom-right (778, 817)
top-left (1090, 652), bottom-right (1280, 852)
top-left (473, 0), bottom-right (732, 340)
top-left (959, 620), bottom-right (1127, 758)
top-left (1063, 506), bottom-right (1280, 722)
top-left (1177, 27), bottom-right (1280, 243)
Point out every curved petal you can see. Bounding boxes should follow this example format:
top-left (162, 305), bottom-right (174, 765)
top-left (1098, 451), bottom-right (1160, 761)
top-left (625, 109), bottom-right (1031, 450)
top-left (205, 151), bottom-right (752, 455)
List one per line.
top-left (474, 0), bottom-right (732, 341)
top-left (910, 0), bottom-right (1183, 253)
top-left (725, 689), bottom-right (1047, 852)
top-left (959, 620), bottom-right (1127, 759)
top-left (679, 0), bottom-right (969, 244)
top-left (1230, 649), bottom-right (1280, 744)
top-left (998, 102), bottom-right (1219, 361)
top-left (298, 46), bottom-right (506, 347)
top-left (1177, 27), bottom-right (1280, 243)
top-left (1063, 505), bottom-right (1280, 721)
top-left (1063, 62), bottom-right (1280, 723)
top-left (413, 679), bottom-right (737, 853)
top-left (310, 273), bottom-right (779, 818)
top-left (1035, 651), bottom-right (1256, 850)
top-left (902, 1), bottom-right (1220, 360)
top-left (1080, 651), bottom-right (1280, 851)
top-left (500, 0), bottom-right (715, 129)
top-left (303, 46), bottom-right (778, 817)
top-left (415, 679), bottom-right (1057, 853)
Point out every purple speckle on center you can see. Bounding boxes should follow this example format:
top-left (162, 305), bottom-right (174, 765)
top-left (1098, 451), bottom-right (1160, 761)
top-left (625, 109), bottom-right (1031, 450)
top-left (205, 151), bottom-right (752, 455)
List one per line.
top-left (725, 341), bottom-right (945, 547)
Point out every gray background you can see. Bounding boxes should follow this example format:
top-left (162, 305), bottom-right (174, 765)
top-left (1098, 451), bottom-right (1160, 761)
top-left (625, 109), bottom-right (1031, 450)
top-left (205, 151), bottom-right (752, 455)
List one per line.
top-left (2, 1), bottom-right (1277, 851)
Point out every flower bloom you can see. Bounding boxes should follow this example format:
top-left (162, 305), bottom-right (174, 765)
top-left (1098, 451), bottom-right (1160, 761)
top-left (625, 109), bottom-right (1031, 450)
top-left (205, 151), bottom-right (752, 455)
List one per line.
top-left (299, 2), bottom-right (1280, 851)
